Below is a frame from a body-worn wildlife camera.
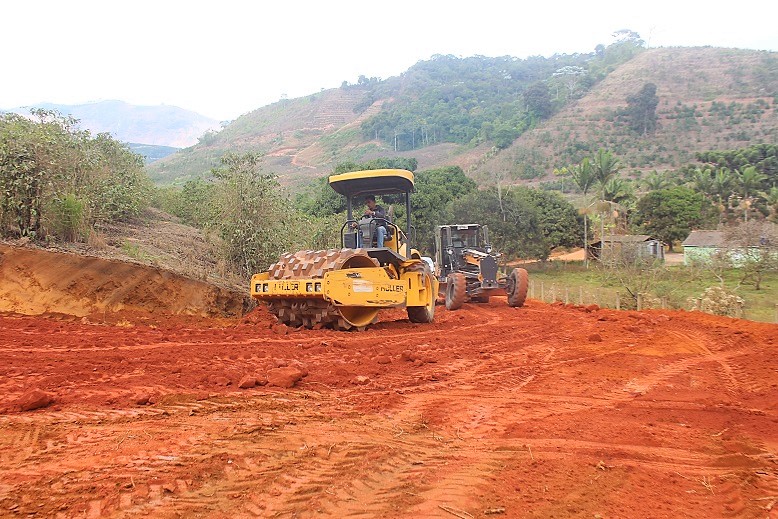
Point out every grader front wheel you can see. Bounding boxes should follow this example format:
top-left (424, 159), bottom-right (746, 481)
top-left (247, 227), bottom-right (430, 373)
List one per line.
top-left (445, 272), bottom-right (467, 310)
top-left (507, 267), bottom-right (529, 307)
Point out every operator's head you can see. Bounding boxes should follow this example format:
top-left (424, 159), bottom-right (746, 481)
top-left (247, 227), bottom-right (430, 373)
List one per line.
top-left (365, 195), bottom-right (377, 209)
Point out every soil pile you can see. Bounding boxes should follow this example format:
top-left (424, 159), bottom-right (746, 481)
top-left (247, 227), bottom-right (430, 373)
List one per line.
top-left (0, 244), bottom-right (249, 319)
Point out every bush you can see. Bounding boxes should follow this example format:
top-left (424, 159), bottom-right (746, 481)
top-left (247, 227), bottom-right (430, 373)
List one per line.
top-left (687, 286), bottom-right (744, 318)
top-left (0, 110), bottom-right (150, 242)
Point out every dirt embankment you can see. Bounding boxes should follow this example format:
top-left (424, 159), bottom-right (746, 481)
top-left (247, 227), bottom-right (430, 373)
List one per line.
top-left (0, 244), bottom-right (249, 319)
top-left (0, 246), bottom-right (776, 518)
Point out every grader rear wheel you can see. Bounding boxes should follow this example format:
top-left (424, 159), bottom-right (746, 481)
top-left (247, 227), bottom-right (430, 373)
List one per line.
top-left (507, 267), bottom-right (529, 307)
top-left (445, 272), bottom-right (467, 310)
top-left (266, 249), bottom-right (380, 330)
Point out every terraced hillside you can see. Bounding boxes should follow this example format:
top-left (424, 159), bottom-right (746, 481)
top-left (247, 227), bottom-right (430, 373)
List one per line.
top-left (148, 47), bottom-right (778, 187)
top-left (476, 47), bottom-right (778, 182)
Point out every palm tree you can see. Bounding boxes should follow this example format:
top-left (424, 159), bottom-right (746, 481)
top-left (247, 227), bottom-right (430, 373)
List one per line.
top-left (737, 165), bottom-right (767, 199)
top-left (554, 158), bottom-right (596, 266)
top-left (603, 178), bottom-right (635, 206)
top-left (552, 157), bottom-right (596, 196)
top-left (642, 170), bottom-right (671, 192)
top-left (736, 166), bottom-right (767, 222)
top-left (690, 167), bottom-right (714, 198)
top-left (591, 149), bottom-right (622, 198)
top-left (712, 167), bottom-right (733, 205)
top-left (572, 158), bottom-right (596, 265)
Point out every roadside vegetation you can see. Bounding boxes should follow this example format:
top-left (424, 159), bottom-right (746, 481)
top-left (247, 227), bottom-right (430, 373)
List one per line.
top-left (0, 110), bottom-right (150, 243)
top-left (153, 157), bottom-right (584, 277)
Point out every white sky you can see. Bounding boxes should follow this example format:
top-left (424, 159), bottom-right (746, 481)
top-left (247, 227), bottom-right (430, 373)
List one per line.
top-left (2, 0), bottom-right (777, 121)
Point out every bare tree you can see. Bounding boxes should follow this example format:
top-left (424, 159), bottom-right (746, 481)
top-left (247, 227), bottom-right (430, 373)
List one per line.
top-left (551, 66), bottom-right (586, 100)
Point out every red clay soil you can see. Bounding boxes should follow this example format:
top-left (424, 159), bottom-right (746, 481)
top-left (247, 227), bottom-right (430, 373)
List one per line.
top-left (0, 247), bottom-right (777, 518)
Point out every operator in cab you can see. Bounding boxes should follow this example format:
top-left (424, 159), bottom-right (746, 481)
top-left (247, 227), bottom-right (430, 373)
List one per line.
top-left (359, 195), bottom-right (387, 247)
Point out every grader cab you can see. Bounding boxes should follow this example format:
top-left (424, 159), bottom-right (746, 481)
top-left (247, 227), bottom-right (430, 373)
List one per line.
top-left (250, 169), bottom-right (437, 330)
top-left (434, 224), bottom-right (528, 310)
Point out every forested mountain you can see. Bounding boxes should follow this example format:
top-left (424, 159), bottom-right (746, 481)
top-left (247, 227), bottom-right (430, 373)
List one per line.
top-left (5, 100), bottom-right (220, 148)
top-left (147, 41), bottom-right (777, 187)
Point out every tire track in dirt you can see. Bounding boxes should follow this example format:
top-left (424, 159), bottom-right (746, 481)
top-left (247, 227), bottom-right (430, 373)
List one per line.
top-left (0, 424), bottom-right (45, 469)
top-left (346, 312), bottom-right (777, 516)
top-left (1, 297), bottom-right (777, 518)
top-left (0, 394), bottom-right (327, 517)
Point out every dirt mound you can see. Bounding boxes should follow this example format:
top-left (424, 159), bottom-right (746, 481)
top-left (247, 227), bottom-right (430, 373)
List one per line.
top-left (0, 244), bottom-right (249, 319)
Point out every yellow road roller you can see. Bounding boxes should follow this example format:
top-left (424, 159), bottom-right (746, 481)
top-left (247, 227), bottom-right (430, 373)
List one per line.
top-left (250, 169), bottom-right (437, 330)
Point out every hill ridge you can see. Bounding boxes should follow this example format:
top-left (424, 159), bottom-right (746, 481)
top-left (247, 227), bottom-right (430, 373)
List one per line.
top-left (6, 99), bottom-right (220, 148)
top-left (147, 46), bottom-right (778, 187)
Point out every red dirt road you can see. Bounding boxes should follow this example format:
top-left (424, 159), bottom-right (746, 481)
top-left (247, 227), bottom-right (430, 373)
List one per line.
top-left (0, 248), bottom-right (777, 518)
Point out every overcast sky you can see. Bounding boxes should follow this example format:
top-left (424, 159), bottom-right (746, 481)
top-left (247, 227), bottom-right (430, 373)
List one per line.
top-left (3, 1), bottom-right (777, 121)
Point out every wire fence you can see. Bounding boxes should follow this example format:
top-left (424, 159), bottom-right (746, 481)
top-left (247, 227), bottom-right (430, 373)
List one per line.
top-left (529, 280), bottom-right (658, 311)
top-left (528, 280), bottom-right (778, 322)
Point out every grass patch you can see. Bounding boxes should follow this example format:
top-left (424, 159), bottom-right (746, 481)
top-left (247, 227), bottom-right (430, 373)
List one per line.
top-left (121, 240), bottom-right (153, 262)
top-left (521, 261), bottom-right (777, 323)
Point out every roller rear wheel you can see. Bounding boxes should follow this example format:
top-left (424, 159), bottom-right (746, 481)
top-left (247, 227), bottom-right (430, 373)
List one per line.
top-left (407, 262), bottom-right (436, 323)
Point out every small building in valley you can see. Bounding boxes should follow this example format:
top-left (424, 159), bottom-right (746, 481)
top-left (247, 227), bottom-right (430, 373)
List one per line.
top-left (588, 235), bottom-right (665, 264)
top-left (682, 230), bottom-right (724, 265)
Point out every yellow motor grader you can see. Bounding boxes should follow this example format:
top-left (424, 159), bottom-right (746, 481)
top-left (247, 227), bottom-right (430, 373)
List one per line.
top-left (250, 169), bottom-right (437, 330)
top-left (434, 224), bottom-right (528, 310)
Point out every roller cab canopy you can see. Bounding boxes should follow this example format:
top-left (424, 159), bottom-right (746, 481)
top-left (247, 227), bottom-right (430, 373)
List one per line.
top-left (328, 169), bottom-right (414, 197)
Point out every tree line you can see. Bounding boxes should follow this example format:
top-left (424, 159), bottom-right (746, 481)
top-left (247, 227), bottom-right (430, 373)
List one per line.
top-left (3, 110), bottom-right (774, 286)
top-left (156, 157), bottom-right (585, 279)
top-left (554, 144), bottom-right (778, 251)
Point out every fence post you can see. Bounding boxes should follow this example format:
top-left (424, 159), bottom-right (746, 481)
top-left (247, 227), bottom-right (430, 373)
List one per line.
top-left (565, 287), bottom-right (569, 305)
top-left (637, 293), bottom-right (643, 311)
top-left (616, 293), bottom-right (620, 311)
top-left (579, 287), bottom-right (583, 305)
top-left (530, 280), bottom-right (535, 300)
top-left (775, 304), bottom-right (778, 324)
top-left (541, 281), bottom-right (545, 303)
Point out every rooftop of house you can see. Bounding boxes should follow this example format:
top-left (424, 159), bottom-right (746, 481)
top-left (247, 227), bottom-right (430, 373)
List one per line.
top-left (682, 230), bottom-right (725, 248)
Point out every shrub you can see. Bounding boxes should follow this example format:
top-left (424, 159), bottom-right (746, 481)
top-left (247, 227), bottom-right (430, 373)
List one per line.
top-left (0, 110), bottom-right (150, 242)
top-left (687, 286), bottom-right (744, 318)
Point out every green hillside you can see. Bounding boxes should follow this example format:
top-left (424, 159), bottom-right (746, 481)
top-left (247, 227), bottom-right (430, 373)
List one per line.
top-left (146, 44), bottom-right (778, 188)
